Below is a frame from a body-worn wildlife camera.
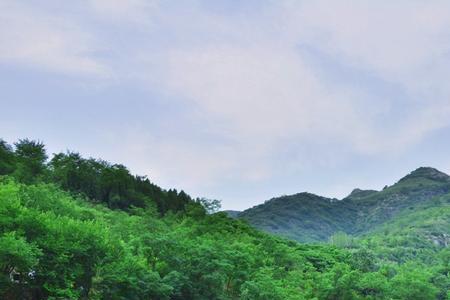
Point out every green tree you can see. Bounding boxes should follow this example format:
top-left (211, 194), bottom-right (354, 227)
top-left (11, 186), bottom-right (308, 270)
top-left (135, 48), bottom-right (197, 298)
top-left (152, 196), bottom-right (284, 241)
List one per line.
top-left (0, 140), bottom-right (16, 175)
top-left (13, 139), bottom-right (47, 183)
top-left (0, 232), bottom-right (42, 299)
top-left (329, 231), bottom-right (354, 248)
top-left (197, 198), bottom-right (221, 214)
top-left (388, 265), bottom-right (438, 300)
top-left (350, 248), bottom-right (377, 272)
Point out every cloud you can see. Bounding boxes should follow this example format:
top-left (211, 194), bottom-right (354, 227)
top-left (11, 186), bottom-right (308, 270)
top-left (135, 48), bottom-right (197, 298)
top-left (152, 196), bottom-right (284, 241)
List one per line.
top-left (3, 0), bottom-right (450, 208)
top-left (124, 1), bottom-right (450, 199)
top-left (156, 0), bottom-right (450, 154)
top-left (0, 1), bottom-right (108, 76)
top-left (165, 44), bottom-right (361, 144)
top-left (283, 1), bottom-right (450, 93)
top-left (88, 0), bottom-right (158, 24)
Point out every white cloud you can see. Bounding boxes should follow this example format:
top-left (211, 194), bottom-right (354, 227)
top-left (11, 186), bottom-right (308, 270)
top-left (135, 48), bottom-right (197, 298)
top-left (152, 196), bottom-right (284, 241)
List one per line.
top-left (280, 1), bottom-right (450, 107)
top-left (88, 0), bottom-right (158, 24)
top-left (157, 0), bottom-right (450, 154)
top-left (96, 0), bottom-right (450, 197)
top-left (165, 44), bottom-right (362, 144)
top-left (0, 1), bottom-right (108, 76)
top-left (3, 0), bottom-right (450, 207)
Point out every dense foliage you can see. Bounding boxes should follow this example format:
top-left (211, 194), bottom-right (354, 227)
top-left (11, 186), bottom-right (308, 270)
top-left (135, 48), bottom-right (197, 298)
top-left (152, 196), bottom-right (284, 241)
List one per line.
top-left (0, 139), bottom-right (193, 215)
top-left (1, 139), bottom-right (449, 299)
top-left (238, 167), bottom-right (450, 243)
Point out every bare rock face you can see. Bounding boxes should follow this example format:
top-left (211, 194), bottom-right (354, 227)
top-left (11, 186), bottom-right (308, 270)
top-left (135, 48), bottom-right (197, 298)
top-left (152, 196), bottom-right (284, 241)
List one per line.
top-left (428, 233), bottom-right (450, 247)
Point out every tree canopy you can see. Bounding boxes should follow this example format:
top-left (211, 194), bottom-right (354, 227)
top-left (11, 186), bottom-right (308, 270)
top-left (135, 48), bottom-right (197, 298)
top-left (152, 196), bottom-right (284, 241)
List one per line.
top-left (0, 138), bottom-right (449, 299)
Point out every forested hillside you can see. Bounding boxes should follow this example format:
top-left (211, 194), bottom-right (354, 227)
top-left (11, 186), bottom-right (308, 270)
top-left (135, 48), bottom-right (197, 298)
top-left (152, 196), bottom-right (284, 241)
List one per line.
top-left (1, 138), bottom-right (449, 299)
top-left (238, 167), bottom-right (450, 243)
top-left (0, 139), bottom-right (194, 215)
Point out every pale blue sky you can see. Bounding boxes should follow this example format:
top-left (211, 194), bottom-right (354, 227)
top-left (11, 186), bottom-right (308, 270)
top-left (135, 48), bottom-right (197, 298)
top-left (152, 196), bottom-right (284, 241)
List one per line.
top-left (2, 0), bottom-right (450, 210)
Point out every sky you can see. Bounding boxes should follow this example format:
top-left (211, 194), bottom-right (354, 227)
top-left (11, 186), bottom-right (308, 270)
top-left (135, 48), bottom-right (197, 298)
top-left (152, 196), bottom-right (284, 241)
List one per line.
top-left (2, 0), bottom-right (450, 210)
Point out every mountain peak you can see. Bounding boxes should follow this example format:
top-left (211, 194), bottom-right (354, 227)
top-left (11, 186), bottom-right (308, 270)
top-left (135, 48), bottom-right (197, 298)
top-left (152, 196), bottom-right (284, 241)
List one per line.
top-left (346, 188), bottom-right (377, 199)
top-left (399, 167), bottom-right (450, 183)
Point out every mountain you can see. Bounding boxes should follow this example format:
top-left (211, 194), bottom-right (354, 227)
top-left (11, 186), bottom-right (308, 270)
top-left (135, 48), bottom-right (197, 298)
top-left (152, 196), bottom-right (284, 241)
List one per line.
top-left (360, 196), bottom-right (450, 263)
top-left (1, 139), bottom-right (450, 299)
top-left (222, 210), bottom-right (241, 218)
top-left (238, 192), bottom-right (354, 242)
top-left (239, 167), bottom-right (450, 243)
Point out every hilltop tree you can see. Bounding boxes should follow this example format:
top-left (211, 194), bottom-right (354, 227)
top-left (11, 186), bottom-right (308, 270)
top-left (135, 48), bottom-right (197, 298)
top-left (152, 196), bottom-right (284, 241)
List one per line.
top-left (13, 139), bottom-right (47, 183)
top-left (197, 198), bottom-right (221, 214)
top-left (0, 139), bottom-right (15, 175)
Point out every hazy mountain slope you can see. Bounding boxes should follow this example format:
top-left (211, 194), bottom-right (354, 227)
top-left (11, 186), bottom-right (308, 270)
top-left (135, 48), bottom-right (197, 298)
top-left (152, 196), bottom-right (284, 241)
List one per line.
top-left (239, 167), bottom-right (450, 242)
top-left (239, 193), bottom-right (357, 242)
top-left (347, 167), bottom-right (450, 235)
top-left (222, 210), bottom-right (241, 218)
top-left (359, 194), bottom-right (450, 264)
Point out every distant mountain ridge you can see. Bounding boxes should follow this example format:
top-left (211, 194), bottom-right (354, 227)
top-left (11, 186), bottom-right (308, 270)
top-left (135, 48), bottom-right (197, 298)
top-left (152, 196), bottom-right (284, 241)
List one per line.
top-left (3, 139), bottom-right (450, 299)
top-left (398, 166), bottom-right (450, 183)
top-left (235, 167), bottom-right (450, 242)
